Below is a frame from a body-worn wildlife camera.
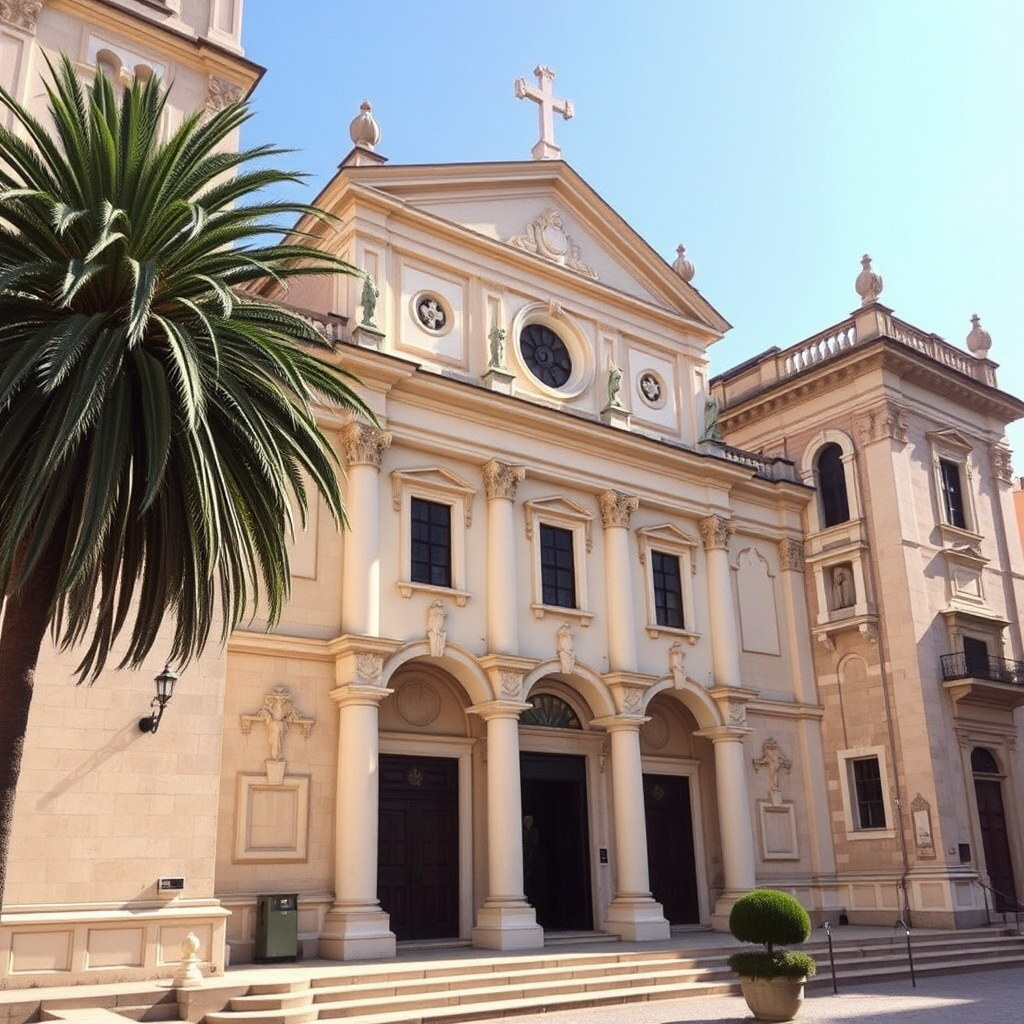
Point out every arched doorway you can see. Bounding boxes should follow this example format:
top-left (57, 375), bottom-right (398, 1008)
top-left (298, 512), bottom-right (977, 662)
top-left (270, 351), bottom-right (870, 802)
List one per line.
top-left (640, 694), bottom-right (712, 925)
top-left (519, 691), bottom-right (595, 931)
top-left (972, 746), bottom-right (1018, 911)
top-left (377, 664), bottom-right (477, 941)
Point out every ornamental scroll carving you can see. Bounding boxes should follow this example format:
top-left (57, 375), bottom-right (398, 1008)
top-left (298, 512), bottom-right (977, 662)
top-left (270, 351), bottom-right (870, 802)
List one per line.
top-left (990, 444), bottom-right (1013, 484)
top-left (598, 490), bottom-right (639, 529)
top-left (483, 460), bottom-right (525, 500)
top-left (499, 671), bottom-right (523, 700)
top-left (698, 515), bottom-right (733, 551)
top-left (206, 74), bottom-right (243, 112)
top-left (240, 686), bottom-right (315, 767)
top-left (426, 600), bottom-right (447, 657)
top-left (342, 423), bottom-right (392, 468)
top-left (0, 0), bottom-right (42, 31)
top-left (752, 737), bottom-right (792, 806)
top-left (910, 793), bottom-right (936, 857)
top-left (557, 623), bottom-right (575, 675)
top-left (619, 686), bottom-right (644, 714)
top-left (777, 538), bottom-right (805, 572)
top-left (726, 700), bottom-right (747, 726)
top-left (354, 653), bottom-right (384, 687)
top-left (507, 209), bottom-right (597, 279)
top-left (855, 402), bottom-right (908, 446)
top-left (669, 642), bottom-right (686, 688)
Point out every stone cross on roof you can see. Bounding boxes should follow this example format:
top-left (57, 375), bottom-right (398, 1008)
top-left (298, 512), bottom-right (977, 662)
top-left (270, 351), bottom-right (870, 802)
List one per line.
top-left (514, 65), bottom-right (574, 160)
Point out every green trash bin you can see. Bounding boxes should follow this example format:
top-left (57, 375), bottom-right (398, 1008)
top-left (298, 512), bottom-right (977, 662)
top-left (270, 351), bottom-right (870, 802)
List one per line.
top-left (254, 894), bottom-right (298, 961)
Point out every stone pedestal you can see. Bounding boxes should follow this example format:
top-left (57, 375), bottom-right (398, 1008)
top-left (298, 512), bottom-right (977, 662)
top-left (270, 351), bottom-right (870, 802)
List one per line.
top-left (600, 405), bottom-right (631, 430)
top-left (482, 367), bottom-right (516, 394)
top-left (352, 323), bottom-right (385, 349)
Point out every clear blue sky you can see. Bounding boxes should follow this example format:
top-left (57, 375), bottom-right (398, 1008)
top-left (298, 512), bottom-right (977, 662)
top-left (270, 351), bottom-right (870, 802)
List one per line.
top-left (242, 1), bottom-right (1024, 469)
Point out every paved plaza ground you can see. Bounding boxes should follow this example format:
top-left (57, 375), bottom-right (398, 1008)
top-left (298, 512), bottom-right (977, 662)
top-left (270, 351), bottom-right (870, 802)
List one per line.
top-left (484, 965), bottom-right (1024, 1024)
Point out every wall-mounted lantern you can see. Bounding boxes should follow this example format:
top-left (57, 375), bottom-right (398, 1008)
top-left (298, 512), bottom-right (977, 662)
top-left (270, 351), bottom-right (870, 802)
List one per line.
top-left (139, 664), bottom-right (178, 734)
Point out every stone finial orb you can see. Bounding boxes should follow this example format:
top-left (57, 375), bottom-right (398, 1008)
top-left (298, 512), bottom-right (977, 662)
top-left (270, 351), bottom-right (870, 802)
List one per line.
top-left (349, 100), bottom-right (380, 150)
top-left (855, 254), bottom-right (883, 306)
top-left (966, 313), bottom-right (992, 358)
top-left (672, 244), bottom-right (695, 282)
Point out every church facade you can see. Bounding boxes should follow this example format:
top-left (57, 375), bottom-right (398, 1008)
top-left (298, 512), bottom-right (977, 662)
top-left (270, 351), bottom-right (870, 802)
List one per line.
top-left (2, 0), bottom-right (1022, 989)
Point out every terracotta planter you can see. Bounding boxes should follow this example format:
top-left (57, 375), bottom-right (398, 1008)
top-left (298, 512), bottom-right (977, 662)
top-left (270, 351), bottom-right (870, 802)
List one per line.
top-left (738, 975), bottom-right (807, 1022)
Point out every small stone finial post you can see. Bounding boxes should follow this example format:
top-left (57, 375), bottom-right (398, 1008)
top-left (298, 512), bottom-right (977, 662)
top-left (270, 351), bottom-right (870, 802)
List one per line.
top-left (854, 254), bottom-right (883, 306)
top-left (672, 244), bottom-right (695, 282)
top-left (965, 313), bottom-right (992, 359)
top-left (349, 100), bottom-right (380, 150)
top-left (172, 932), bottom-right (203, 988)
top-left (514, 65), bottom-right (574, 160)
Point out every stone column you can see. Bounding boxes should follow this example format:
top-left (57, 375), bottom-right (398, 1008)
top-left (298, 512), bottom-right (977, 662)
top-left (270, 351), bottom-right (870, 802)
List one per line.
top-left (482, 460), bottom-right (526, 654)
top-left (699, 515), bottom-right (742, 688)
top-left (469, 695), bottom-right (544, 950)
top-left (320, 651), bottom-right (396, 959)
top-left (697, 722), bottom-right (757, 926)
top-left (341, 423), bottom-right (391, 637)
top-left (599, 491), bottom-right (640, 672)
top-left (600, 708), bottom-right (670, 940)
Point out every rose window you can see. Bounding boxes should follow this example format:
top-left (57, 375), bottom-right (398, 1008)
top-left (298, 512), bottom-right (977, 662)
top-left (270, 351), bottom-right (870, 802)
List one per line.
top-left (519, 323), bottom-right (572, 389)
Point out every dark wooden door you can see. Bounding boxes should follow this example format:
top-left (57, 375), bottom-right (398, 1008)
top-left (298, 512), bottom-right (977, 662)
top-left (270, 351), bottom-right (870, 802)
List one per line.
top-left (520, 753), bottom-right (593, 930)
top-left (644, 773), bottom-right (700, 924)
top-left (378, 755), bottom-right (459, 940)
top-left (975, 778), bottom-right (1018, 911)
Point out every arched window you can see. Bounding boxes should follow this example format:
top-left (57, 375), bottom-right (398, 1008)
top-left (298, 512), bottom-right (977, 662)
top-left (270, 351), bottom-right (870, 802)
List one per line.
top-left (816, 443), bottom-right (850, 527)
top-left (971, 747), bottom-right (1000, 774)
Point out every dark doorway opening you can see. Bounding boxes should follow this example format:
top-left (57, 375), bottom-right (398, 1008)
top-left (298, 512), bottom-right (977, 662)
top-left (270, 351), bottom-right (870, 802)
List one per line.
top-left (972, 753), bottom-right (1018, 913)
top-left (520, 752), bottom-right (593, 930)
top-left (378, 754), bottom-right (459, 941)
top-left (644, 773), bottom-right (700, 924)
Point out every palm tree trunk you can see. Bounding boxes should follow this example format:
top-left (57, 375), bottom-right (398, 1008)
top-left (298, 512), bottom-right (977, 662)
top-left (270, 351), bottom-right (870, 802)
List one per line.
top-left (0, 543), bottom-right (61, 917)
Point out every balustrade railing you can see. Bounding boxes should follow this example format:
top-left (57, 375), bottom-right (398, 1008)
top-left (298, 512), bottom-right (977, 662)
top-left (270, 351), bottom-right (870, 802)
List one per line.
top-left (940, 652), bottom-right (1024, 686)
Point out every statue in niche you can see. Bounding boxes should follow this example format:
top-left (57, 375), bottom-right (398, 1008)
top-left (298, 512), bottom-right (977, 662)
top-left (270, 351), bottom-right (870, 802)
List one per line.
top-left (427, 600), bottom-right (447, 657)
top-left (700, 396), bottom-right (722, 442)
top-left (831, 565), bottom-right (855, 609)
top-left (488, 323), bottom-right (506, 369)
top-left (241, 685), bottom-right (314, 763)
top-left (606, 363), bottom-right (624, 409)
top-left (557, 622), bottom-right (575, 675)
top-left (360, 274), bottom-right (379, 327)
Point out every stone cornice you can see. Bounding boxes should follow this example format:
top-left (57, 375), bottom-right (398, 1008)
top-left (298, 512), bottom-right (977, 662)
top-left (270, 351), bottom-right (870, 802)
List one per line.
top-left (47, 0), bottom-right (264, 89)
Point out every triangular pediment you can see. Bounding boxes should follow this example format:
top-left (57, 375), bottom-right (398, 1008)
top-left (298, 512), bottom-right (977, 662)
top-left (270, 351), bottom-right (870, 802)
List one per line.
top-left (324, 160), bottom-right (729, 337)
top-left (926, 428), bottom-right (973, 453)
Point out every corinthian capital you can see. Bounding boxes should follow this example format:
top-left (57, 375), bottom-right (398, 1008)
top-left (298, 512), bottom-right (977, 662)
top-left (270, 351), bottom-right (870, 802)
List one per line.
top-left (482, 459), bottom-right (526, 500)
top-left (0, 0), bottom-right (43, 31)
top-left (698, 515), bottom-right (733, 551)
top-left (598, 490), bottom-right (639, 529)
top-left (341, 422), bottom-right (392, 468)
top-left (777, 538), bottom-right (805, 572)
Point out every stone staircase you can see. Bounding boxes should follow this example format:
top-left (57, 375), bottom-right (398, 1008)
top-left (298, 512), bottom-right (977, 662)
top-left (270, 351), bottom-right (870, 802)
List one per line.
top-left (200, 927), bottom-right (1024, 1024)
top-left (18, 927), bottom-right (1024, 1024)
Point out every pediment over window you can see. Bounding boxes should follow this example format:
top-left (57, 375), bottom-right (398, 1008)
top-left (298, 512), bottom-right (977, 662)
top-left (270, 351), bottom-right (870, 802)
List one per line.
top-left (636, 523), bottom-right (699, 563)
top-left (926, 428), bottom-right (973, 455)
top-left (523, 495), bottom-right (594, 551)
top-left (391, 467), bottom-right (476, 526)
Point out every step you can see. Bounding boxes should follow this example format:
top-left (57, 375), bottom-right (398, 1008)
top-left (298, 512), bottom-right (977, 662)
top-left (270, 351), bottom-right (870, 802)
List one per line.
top-left (230, 991), bottom-right (316, 1013)
top-left (205, 1007), bottom-right (319, 1024)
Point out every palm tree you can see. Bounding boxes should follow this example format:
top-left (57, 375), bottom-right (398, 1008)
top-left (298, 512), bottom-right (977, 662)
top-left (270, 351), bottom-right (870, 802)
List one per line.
top-left (0, 58), bottom-right (371, 910)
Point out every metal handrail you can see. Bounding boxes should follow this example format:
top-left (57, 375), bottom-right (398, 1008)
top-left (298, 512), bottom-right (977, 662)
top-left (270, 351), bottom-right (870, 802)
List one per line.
top-left (975, 877), bottom-right (1024, 933)
top-left (895, 919), bottom-right (916, 988)
top-left (822, 920), bottom-right (838, 994)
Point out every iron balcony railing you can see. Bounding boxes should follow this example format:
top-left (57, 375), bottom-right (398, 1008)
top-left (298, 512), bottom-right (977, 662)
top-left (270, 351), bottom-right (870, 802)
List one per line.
top-left (940, 652), bottom-right (1024, 686)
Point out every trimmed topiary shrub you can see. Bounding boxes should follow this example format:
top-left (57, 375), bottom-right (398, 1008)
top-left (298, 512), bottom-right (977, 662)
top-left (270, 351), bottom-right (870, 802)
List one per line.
top-left (727, 889), bottom-right (816, 979)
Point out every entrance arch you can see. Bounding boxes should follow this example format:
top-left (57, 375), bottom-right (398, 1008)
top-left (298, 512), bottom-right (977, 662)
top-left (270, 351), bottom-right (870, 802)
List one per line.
top-left (377, 660), bottom-right (478, 941)
top-left (972, 746), bottom-right (1018, 910)
top-left (518, 683), bottom-right (602, 931)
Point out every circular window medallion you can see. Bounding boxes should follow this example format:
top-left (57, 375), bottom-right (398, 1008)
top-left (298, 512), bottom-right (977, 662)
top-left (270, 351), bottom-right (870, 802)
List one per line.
top-left (519, 323), bottom-right (573, 389)
top-left (643, 710), bottom-right (670, 749)
top-left (397, 680), bottom-right (441, 727)
top-left (638, 370), bottom-right (665, 407)
top-left (415, 294), bottom-right (448, 332)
